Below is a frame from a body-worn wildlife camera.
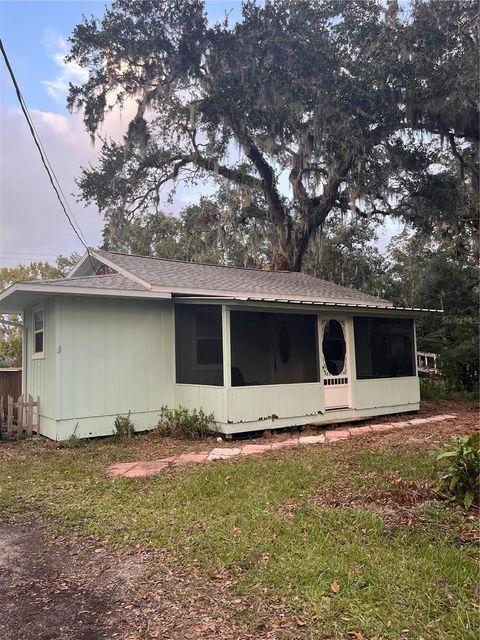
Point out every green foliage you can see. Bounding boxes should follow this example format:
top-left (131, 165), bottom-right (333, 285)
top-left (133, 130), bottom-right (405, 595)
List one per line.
top-left (113, 411), bottom-right (135, 438)
top-left (386, 231), bottom-right (479, 394)
top-left (0, 329), bottom-right (22, 368)
top-left (67, 0), bottom-right (478, 270)
top-left (303, 212), bottom-right (388, 296)
top-left (158, 406), bottom-right (215, 440)
top-left (116, 183), bottom-right (273, 269)
top-left (0, 255), bottom-right (81, 367)
top-left (435, 434), bottom-right (480, 510)
top-left (420, 379), bottom-right (478, 402)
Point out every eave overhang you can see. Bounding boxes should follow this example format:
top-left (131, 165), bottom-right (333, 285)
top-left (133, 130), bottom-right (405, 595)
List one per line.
top-left (0, 282), bottom-right (171, 314)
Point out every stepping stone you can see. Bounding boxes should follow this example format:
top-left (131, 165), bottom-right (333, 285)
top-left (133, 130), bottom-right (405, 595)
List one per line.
top-left (106, 462), bottom-right (139, 478)
top-left (174, 453), bottom-right (208, 466)
top-left (325, 429), bottom-right (350, 442)
top-left (408, 418), bottom-right (429, 425)
top-left (348, 425), bottom-right (373, 435)
top-left (122, 460), bottom-right (170, 478)
top-left (430, 414), bottom-right (457, 421)
top-left (271, 438), bottom-right (299, 450)
top-left (241, 444), bottom-right (273, 455)
top-left (369, 423), bottom-right (395, 432)
top-left (299, 434), bottom-right (326, 444)
top-left (388, 421), bottom-right (410, 428)
top-left (207, 447), bottom-right (242, 461)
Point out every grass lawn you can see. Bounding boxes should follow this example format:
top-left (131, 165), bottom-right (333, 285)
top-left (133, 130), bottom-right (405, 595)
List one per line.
top-left (0, 400), bottom-right (478, 639)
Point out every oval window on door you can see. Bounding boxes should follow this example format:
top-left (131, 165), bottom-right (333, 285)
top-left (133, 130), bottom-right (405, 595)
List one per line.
top-left (322, 320), bottom-right (346, 376)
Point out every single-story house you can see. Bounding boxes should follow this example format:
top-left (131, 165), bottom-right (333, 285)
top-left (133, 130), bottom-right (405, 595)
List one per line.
top-left (0, 250), bottom-right (439, 440)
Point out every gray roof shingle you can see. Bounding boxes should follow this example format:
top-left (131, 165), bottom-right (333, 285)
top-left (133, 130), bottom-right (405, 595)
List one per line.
top-left (26, 273), bottom-right (147, 291)
top-left (94, 250), bottom-right (392, 306)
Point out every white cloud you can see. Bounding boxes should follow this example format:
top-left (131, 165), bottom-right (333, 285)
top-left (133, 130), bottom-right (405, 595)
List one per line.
top-left (41, 32), bottom-right (88, 105)
top-left (0, 102), bottom-right (208, 267)
top-left (0, 106), bottom-right (103, 265)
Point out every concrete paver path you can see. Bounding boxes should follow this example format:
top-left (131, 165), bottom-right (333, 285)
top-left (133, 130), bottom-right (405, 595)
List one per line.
top-left (107, 414), bottom-right (457, 479)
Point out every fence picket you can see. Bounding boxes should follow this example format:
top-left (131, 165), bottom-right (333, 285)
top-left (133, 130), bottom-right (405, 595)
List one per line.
top-left (0, 394), bottom-right (39, 439)
top-left (17, 395), bottom-right (24, 435)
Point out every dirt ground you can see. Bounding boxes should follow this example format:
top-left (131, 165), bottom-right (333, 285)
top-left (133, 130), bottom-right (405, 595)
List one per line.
top-left (0, 400), bottom-right (477, 640)
top-left (0, 518), bottom-right (293, 640)
top-left (0, 520), bottom-right (109, 640)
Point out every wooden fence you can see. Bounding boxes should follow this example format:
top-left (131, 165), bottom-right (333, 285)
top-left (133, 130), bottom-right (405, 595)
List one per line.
top-left (0, 394), bottom-right (39, 438)
top-left (0, 368), bottom-right (22, 401)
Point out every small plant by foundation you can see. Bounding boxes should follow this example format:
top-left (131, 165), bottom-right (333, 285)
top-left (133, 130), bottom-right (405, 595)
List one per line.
top-left (158, 406), bottom-right (215, 440)
top-left (60, 423), bottom-right (83, 448)
top-left (113, 411), bottom-right (135, 438)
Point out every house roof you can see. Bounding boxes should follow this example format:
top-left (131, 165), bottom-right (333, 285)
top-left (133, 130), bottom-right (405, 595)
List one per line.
top-left (86, 249), bottom-right (394, 306)
top-left (0, 248), bottom-right (441, 314)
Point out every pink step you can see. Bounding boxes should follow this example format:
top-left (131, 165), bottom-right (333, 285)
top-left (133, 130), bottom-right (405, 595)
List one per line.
top-left (207, 447), bottom-right (242, 461)
top-left (241, 444), bottom-right (273, 455)
top-left (325, 429), bottom-right (350, 442)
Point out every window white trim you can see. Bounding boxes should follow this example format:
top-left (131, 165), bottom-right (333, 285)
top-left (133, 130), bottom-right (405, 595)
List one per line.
top-left (32, 304), bottom-right (45, 360)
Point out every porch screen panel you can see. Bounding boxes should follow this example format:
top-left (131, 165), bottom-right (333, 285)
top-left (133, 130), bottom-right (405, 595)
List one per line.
top-left (353, 317), bottom-right (415, 379)
top-left (175, 304), bottom-right (224, 386)
top-left (230, 311), bottom-right (319, 386)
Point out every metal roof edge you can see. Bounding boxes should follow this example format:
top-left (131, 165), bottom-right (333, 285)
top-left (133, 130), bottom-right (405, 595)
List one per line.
top-left (172, 296), bottom-right (442, 313)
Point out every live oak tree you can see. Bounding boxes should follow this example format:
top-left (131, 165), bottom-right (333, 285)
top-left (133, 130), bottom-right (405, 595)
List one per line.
top-left (68, 0), bottom-right (479, 270)
top-left (114, 182), bottom-right (274, 267)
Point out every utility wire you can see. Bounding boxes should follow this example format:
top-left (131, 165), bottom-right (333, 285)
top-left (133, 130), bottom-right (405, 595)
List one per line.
top-left (0, 37), bottom-right (94, 261)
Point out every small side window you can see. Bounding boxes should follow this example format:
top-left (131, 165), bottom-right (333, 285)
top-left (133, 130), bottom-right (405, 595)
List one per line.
top-left (33, 308), bottom-right (44, 358)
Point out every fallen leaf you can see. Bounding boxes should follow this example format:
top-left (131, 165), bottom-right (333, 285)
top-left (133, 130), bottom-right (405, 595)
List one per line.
top-left (331, 580), bottom-right (340, 593)
top-left (296, 618), bottom-right (306, 627)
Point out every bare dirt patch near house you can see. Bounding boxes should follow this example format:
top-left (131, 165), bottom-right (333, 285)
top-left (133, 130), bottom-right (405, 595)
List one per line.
top-left (0, 520), bottom-right (299, 640)
top-left (0, 520), bottom-right (118, 640)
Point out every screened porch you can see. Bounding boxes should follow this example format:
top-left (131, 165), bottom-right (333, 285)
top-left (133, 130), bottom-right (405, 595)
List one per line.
top-left (173, 301), bottom-right (418, 432)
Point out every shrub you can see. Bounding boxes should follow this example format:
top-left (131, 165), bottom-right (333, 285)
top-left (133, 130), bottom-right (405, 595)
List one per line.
top-left (435, 434), bottom-right (480, 510)
top-left (113, 411), bottom-right (135, 438)
top-left (420, 378), bottom-right (478, 402)
top-left (158, 406), bottom-right (215, 440)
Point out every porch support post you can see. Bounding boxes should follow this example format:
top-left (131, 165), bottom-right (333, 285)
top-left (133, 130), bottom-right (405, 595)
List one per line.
top-left (345, 317), bottom-right (356, 409)
top-left (222, 305), bottom-right (231, 388)
top-left (413, 318), bottom-right (419, 376)
top-left (316, 314), bottom-right (324, 385)
top-left (21, 313), bottom-right (26, 396)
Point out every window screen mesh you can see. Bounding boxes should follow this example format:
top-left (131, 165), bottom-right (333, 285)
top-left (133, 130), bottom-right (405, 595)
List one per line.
top-left (354, 317), bottom-right (415, 379)
top-left (175, 305), bottom-right (224, 386)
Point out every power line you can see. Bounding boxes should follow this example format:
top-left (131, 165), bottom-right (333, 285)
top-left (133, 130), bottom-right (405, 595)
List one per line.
top-left (0, 37), bottom-right (93, 259)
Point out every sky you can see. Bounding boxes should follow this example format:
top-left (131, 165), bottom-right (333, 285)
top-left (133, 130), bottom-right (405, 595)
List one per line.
top-left (0, 0), bottom-right (402, 268)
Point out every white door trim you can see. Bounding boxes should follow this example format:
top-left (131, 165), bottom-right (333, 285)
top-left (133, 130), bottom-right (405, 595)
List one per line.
top-left (320, 317), bottom-right (350, 410)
